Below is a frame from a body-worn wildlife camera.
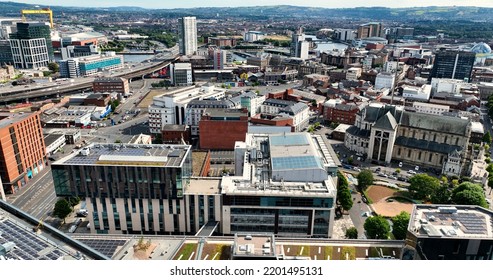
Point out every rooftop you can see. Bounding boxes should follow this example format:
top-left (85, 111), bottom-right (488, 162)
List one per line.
top-left (185, 179), bottom-right (221, 195)
top-left (409, 205), bottom-right (493, 239)
top-left (0, 112), bottom-right (34, 129)
top-left (232, 233), bottom-right (277, 258)
top-left (53, 143), bottom-right (191, 168)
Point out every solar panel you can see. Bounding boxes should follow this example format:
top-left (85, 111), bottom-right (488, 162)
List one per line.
top-left (272, 156), bottom-right (322, 170)
top-left (270, 134), bottom-right (309, 146)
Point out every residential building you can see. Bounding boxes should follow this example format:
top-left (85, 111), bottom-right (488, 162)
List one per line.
top-left (0, 112), bottom-right (47, 194)
top-left (291, 28), bottom-right (309, 59)
top-left (412, 102), bottom-right (449, 115)
top-left (402, 84), bottom-right (432, 101)
top-left (178, 16), bottom-right (197, 56)
top-left (429, 50), bottom-right (476, 82)
top-left (199, 108), bottom-right (248, 150)
top-left (406, 205), bottom-right (493, 260)
top-left (92, 77), bottom-right (129, 94)
top-left (357, 22), bottom-right (383, 39)
top-left (148, 85), bottom-right (226, 134)
top-left (0, 64), bottom-right (14, 82)
top-left (246, 56), bottom-right (268, 70)
top-left (213, 49), bottom-right (227, 70)
top-left (243, 31), bottom-right (264, 42)
top-left (374, 72), bottom-right (395, 90)
top-left (170, 63), bottom-right (193, 86)
top-left (208, 37), bottom-right (236, 48)
top-left (59, 52), bottom-right (124, 78)
top-left (303, 74), bottom-right (330, 87)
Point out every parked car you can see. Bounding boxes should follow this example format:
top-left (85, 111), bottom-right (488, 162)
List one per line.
top-left (375, 167), bottom-right (381, 172)
top-left (408, 170), bottom-right (416, 175)
top-left (389, 175), bottom-right (398, 180)
top-left (398, 162), bottom-right (403, 168)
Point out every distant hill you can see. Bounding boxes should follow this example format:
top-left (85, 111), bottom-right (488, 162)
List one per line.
top-left (0, 1), bottom-right (493, 21)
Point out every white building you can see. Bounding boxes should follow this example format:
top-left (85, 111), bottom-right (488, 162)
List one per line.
top-left (178, 16), bottom-right (197, 56)
top-left (412, 102), bottom-right (450, 115)
top-left (223, 132), bottom-right (338, 237)
top-left (430, 78), bottom-right (466, 95)
top-left (346, 67), bottom-right (362, 81)
top-left (244, 31), bottom-right (264, 42)
top-left (59, 52), bottom-right (124, 78)
top-left (291, 29), bottom-right (309, 60)
top-left (384, 61), bottom-right (398, 73)
top-left (403, 84), bottom-right (432, 101)
top-left (374, 72), bottom-right (395, 90)
top-left (170, 63), bottom-right (193, 86)
top-left (261, 99), bottom-right (310, 132)
top-left (44, 134), bottom-right (66, 155)
top-left (240, 91), bottom-right (266, 116)
top-left (148, 84), bottom-right (226, 134)
top-left (9, 38), bottom-right (50, 69)
top-left (213, 49), bottom-right (227, 70)
top-left (333, 29), bottom-right (356, 42)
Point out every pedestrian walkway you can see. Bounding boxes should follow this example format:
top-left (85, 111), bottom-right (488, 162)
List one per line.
top-left (332, 215), bottom-right (355, 239)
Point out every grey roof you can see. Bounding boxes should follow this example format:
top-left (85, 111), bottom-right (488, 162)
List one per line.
top-left (346, 126), bottom-right (371, 138)
top-left (263, 98), bottom-right (296, 107)
top-left (187, 99), bottom-right (236, 108)
top-left (335, 103), bottom-right (359, 111)
top-left (44, 134), bottom-right (65, 146)
top-left (280, 102), bottom-right (308, 115)
top-left (395, 136), bottom-right (462, 154)
top-left (400, 111), bottom-right (470, 135)
top-left (359, 105), bottom-right (402, 123)
top-left (373, 111), bottom-right (398, 130)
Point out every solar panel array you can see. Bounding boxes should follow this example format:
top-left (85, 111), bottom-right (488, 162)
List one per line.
top-left (76, 238), bottom-right (127, 259)
top-left (424, 211), bottom-right (488, 235)
top-left (0, 219), bottom-right (67, 260)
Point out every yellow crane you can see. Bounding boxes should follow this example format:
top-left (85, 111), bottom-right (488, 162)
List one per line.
top-left (21, 8), bottom-right (54, 29)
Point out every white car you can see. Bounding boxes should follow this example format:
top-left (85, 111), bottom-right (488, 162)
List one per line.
top-left (398, 162), bottom-right (403, 168)
top-left (408, 170), bottom-right (416, 175)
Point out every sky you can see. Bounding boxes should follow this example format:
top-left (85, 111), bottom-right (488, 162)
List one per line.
top-left (17, 0), bottom-right (493, 9)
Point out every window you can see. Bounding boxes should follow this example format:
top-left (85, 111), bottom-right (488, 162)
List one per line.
top-left (444, 136), bottom-right (448, 144)
top-left (408, 150), bottom-right (412, 157)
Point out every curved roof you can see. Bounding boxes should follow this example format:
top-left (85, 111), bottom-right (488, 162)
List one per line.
top-left (471, 43), bottom-right (492, 54)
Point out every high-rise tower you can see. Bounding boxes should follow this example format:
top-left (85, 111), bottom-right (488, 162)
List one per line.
top-left (178, 16), bottom-right (197, 56)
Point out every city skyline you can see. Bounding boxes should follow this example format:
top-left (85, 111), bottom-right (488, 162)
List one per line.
top-left (17, 0), bottom-right (493, 9)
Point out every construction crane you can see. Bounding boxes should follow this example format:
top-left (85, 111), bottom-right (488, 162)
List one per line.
top-left (21, 8), bottom-right (54, 29)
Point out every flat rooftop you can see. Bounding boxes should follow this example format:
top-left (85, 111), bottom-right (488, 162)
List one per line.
top-left (185, 179), bottom-right (221, 195)
top-left (54, 143), bottom-right (191, 167)
top-left (0, 112), bottom-right (33, 128)
top-left (233, 233), bottom-right (276, 258)
top-left (410, 205), bottom-right (493, 239)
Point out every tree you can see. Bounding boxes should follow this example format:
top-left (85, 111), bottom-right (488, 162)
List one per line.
top-left (408, 174), bottom-right (441, 200)
top-left (357, 170), bottom-right (374, 190)
top-left (483, 131), bottom-right (492, 144)
top-left (488, 176), bottom-right (493, 190)
top-left (430, 185), bottom-right (451, 204)
top-left (67, 196), bottom-right (80, 207)
top-left (53, 199), bottom-right (72, 223)
top-left (451, 182), bottom-right (488, 208)
top-left (338, 187), bottom-right (353, 212)
top-left (345, 227), bottom-right (358, 239)
top-left (111, 99), bottom-right (120, 111)
top-left (48, 62), bottom-right (59, 73)
top-left (347, 156), bottom-right (354, 165)
top-left (364, 215), bottom-right (390, 239)
top-left (391, 211), bottom-right (410, 240)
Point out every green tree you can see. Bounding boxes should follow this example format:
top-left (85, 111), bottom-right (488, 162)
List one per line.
top-left (111, 99), bottom-right (120, 111)
top-left (430, 185), bottom-right (451, 204)
top-left (345, 227), bottom-right (358, 239)
top-left (488, 176), bottom-right (493, 190)
top-left (364, 215), bottom-right (390, 239)
top-left (48, 62), bottom-right (59, 73)
top-left (483, 131), bottom-right (492, 144)
top-left (347, 156), bottom-right (354, 165)
top-left (357, 170), bottom-right (374, 190)
top-left (391, 211), bottom-right (410, 240)
top-left (53, 199), bottom-right (72, 223)
top-left (408, 174), bottom-right (441, 200)
top-left (67, 196), bottom-right (80, 207)
top-left (339, 187), bottom-right (353, 212)
top-left (486, 164), bottom-right (493, 173)
top-left (451, 182), bottom-right (488, 208)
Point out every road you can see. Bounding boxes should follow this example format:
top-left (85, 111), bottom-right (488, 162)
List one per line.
top-left (7, 166), bottom-right (58, 222)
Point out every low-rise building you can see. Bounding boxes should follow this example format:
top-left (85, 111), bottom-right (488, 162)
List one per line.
top-left (92, 77), bottom-right (129, 94)
top-left (260, 99), bottom-right (309, 132)
top-left (170, 63), bottom-right (193, 86)
top-left (199, 108), bottom-right (248, 150)
top-left (412, 102), bottom-right (449, 115)
top-left (44, 134), bottom-right (66, 155)
top-left (406, 205), bottom-right (493, 260)
top-left (402, 84), bottom-right (432, 101)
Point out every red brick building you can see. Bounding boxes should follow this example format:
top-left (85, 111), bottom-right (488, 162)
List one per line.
top-left (0, 112), bottom-right (47, 194)
top-left (323, 102), bottom-right (360, 125)
top-left (162, 125), bottom-right (190, 144)
top-left (93, 77), bottom-right (129, 94)
top-left (83, 93), bottom-right (111, 107)
top-left (199, 108), bottom-right (248, 150)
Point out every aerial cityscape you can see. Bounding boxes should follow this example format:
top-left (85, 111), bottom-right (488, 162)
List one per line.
top-left (1, 0), bottom-right (493, 262)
